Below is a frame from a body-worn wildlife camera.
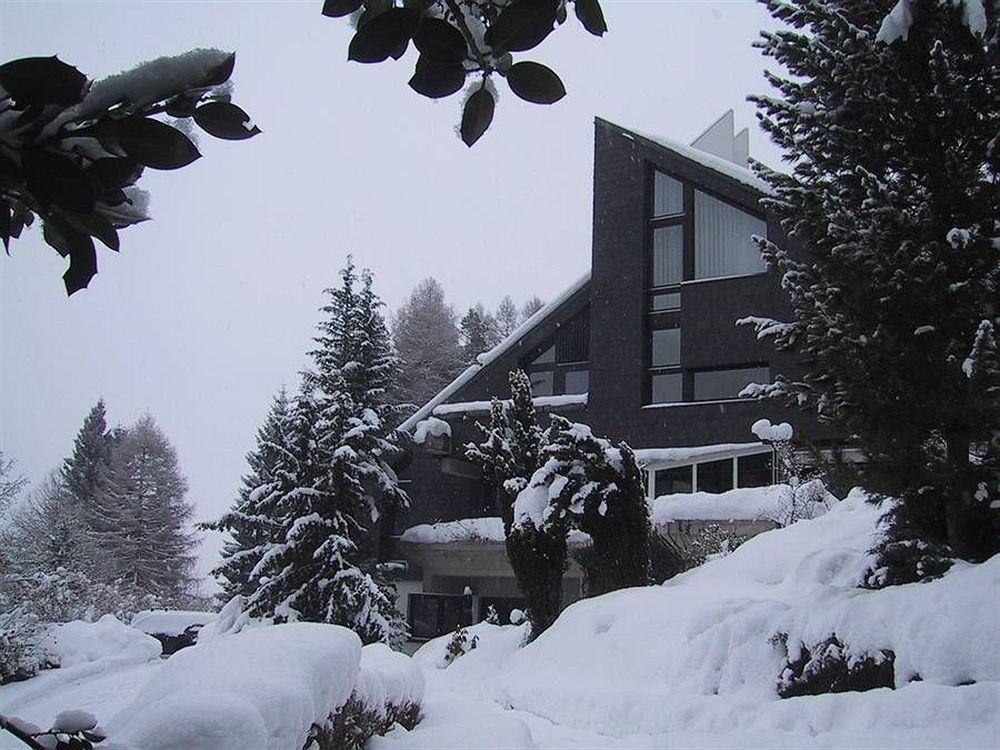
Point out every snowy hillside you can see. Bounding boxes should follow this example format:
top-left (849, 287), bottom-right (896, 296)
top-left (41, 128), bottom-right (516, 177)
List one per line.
top-left (392, 492), bottom-right (999, 748)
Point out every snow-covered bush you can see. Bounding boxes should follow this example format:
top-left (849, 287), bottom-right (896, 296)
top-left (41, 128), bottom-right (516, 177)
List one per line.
top-left (773, 632), bottom-right (895, 698)
top-left (442, 626), bottom-right (479, 667)
top-left (1, 710), bottom-right (107, 750)
top-left (41, 614), bottom-right (161, 669)
top-left (106, 623), bottom-right (362, 750)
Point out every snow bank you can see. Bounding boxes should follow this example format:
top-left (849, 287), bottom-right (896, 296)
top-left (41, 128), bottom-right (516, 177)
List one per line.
top-left (41, 615), bottom-right (161, 669)
top-left (413, 416), bottom-right (451, 445)
top-left (131, 610), bottom-right (216, 637)
top-left (107, 622), bottom-right (361, 750)
top-left (353, 643), bottom-right (425, 717)
top-left (651, 484), bottom-right (832, 524)
top-left (427, 492), bottom-right (1000, 745)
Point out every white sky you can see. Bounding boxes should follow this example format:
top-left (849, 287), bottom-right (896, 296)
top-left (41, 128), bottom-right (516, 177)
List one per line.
top-left (0, 0), bottom-right (785, 587)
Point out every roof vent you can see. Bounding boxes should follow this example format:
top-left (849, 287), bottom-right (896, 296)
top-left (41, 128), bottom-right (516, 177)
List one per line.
top-left (690, 110), bottom-right (750, 168)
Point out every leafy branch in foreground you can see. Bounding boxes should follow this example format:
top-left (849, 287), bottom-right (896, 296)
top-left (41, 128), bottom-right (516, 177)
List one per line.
top-left (0, 50), bottom-right (260, 295)
top-left (323, 0), bottom-right (606, 146)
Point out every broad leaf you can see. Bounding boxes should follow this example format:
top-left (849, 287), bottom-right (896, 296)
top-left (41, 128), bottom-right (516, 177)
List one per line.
top-left (0, 56), bottom-right (88, 106)
top-left (22, 150), bottom-right (97, 213)
top-left (194, 101), bottom-right (261, 140)
top-left (87, 158), bottom-right (143, 192)
top-left (64, 211), bottom-right (120, 252)
top-left (409, 59), bottom-right (466, 99)
top-left (348, 7), bottom-right (422, 63)
top-left (115, 117), bottom-right (201, 170)
top-left (200, 53), bottom-right (236, 88)
top-left (165, 93), bottom-right (203, 118)
top-left (322, 0), bottom-right (363, 17)
top-left (461, 86), bottom-right (495, 147)
top-left (43, 219), bottom-right (98, 294)
top-left (414, 17), bottom-right (468, 65)
top-left (0, 198), bottom-right (10, 253)
top-left (485, 0), bottom-right (558, 52)
top-left (574, 0), bottom-right (607, 36)
top-left (506, 61), bottom-right (566, 104)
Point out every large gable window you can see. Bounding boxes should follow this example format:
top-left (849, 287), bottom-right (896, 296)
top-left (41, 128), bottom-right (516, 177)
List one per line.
top-left (521, 308), bottom-right (590, 397)
top-left (694, 191), bottom-right (767, 279)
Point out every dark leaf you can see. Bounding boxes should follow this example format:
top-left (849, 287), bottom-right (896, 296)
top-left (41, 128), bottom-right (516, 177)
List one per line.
top-left (574, 0), bottom-right (607, 36)
top-left (506, 61), bottom-right (566, 104)
top-left (461, 85), bottom-right (495, 147)
top-left (389, 38), bottom-right (410, 61)
top-left (22, 150), bottom-right (97, 213)
top-left (64, 211), bottom-right (120, 251)
top-left (193, 101), bottom-right (261, 140)
top-left (358, 0), bottom-right (393, 26)
top-left (0, 56), bottom-right (88, 106)
top-left (115, 117), bottom-right (201, 170)
top-left (414, 17), bottom-right (468, 65)
top-left (165, 93), bottom-right (202, 118)
top-left (409, 59), bottom-right (466, 98)
top-left (200, 53), bottom-right (236, 87)
top-left (485, 0), bottom-right (558, 52)
top-left (9, 201), bottom-right (32, 239)
top-left (348, 7), bottom-right (422, 63)
top-left (101, 188), bottom-right (128, 206)
top-left (322, 0), bottom-right (363, 16)
top-left (62, 231), bottom-right (98, 295)
top-left (0, 197), bottom-right (10, 254)
top-left (87, 157), bottom-right (143, 191)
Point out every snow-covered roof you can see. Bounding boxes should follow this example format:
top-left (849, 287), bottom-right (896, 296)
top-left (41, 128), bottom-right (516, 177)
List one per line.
top-left (400, 271), bottom-right (591, 432)
top-left (433, 393), bottom-right (588, 418)
top-left (633, 442), bottom-right (767, 467)
top-left (618, 123), bottom-right (771, 194)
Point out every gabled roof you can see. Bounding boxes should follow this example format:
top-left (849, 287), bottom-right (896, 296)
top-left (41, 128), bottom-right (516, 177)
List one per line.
top-left (400, 271), bottom-right (591, 432)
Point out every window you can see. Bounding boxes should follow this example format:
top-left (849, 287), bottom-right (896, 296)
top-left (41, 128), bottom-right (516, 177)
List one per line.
top-left (651, 372), bottom-right (683, 404)
top-left (408, 593), bottom-right (472, 640)
top-left (651, 328), bottom-right (680, 367)
top-left (694, 190), bottom-right (767, 279)
top-left (530, 345), bottom-right (555, 365)
top-left (653, 172), bottom-right (684, 217)
top-left (738, 452), bottom-right (773, 488)
top-left (696, 458), bottom-right (733, 494)
top-left (650, 292), bottom-right (681, 312)
top-left (564, 369), bottom-right (589, 395)
top-left (651, 225), bottom-right (684, 287)
top-left (528, 370), bottom-right (554, 396)
top-left (693, 366), bottom-right (770, 401)
top-left (654, 465), bottom-right (692, 496)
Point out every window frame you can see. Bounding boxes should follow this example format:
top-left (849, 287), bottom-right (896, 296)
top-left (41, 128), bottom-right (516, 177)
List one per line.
top-left (645, 448), bottom-right (775, 499)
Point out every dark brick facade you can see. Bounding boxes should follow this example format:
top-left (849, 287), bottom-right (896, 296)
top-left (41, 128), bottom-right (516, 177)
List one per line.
top-left (396, 118), bottom-right (833, 529)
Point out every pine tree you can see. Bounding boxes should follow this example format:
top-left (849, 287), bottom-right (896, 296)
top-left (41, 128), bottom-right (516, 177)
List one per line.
top-left (459, 303), bottom-right (500, 363)
top-left (391, 277), bottom-right (465, 409)
top-left (744, 0), bottom-right (999, 583)
top-left (61, 400), bottom-right (113, 530)
top-left (532, 415), bottom-right (650, 597)
top-left (521, 296), bottom-right (545, 322)
top-left (247, 260), bottom-right (408, 644)
top-left (494, 295), bottom-right (521, 339)
top-left (467, 370), bottom-right (568, 639)
top-left (204, 389), bottom-right (294, 600)
top-left (101, 415), bottom-right (198, 602)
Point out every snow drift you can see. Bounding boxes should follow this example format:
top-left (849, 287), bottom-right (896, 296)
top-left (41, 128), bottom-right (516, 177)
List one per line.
top-left (106, 622), bottom-right (361, 750)
top-left (429, 491), bottom-right (1000, 747)
top-left (41, 614), bottom-right (162, 669)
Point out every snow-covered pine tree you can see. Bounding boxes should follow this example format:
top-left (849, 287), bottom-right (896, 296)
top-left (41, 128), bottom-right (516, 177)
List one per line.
top-left (61, 400), bottom-right (113, 534)
top-left (467, 370), bottom-right (568, 639)
top-left (99, 415), bottom-right (198, 603)
top-left (204, 389), bottom-right (294, 600)
top-left (530, 415), bottom-right (650, 597)
top-left (250, 261), bottom-right (407, 644)
top-left (459, 304), bottom-right (500, 363)
top-left (744, 0), bottom-right (998, 583)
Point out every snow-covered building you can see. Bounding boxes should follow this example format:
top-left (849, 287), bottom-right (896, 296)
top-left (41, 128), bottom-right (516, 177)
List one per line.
top-left (393, 114), bottom-right (835, 640)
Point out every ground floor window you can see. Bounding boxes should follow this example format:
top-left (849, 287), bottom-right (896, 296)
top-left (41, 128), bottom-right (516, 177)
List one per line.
top-left (649, 450), bottom-right (774, 498)
top-left (408, 593), bottom-right (472, 640)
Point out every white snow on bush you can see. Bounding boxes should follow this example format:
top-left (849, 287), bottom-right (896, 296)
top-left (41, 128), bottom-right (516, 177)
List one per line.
top-left (424, 492), bottom-right (1000, 746)
top-left (651, 484), bottom-right (832, 525)
top-left (131, 610), bottom-right (216, 637)
top-left (878, 0), bottom-right (987, 43)
top-left (750, 418), bottom-right (793, 442)
top-left (195, 595), bottom-right (267, 644)
top-left (106, 622), bottom-right (361, 750)
top-left (401, 516), bottom-right (590, 546)
top-left (353, 643), bottom-right (425, 717)
top-left (432, 393), bottom-right (587, 417)
top-left (41, 614), bottom-right (161, 669)
top-left (413, 416), bottom-right (451, 445)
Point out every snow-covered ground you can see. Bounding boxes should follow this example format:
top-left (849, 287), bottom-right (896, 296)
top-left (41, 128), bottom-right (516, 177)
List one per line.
top-left (4, 493), bottom-right (998, 749)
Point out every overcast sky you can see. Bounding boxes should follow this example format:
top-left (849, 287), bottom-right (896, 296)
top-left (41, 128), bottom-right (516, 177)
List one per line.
top-left (0, 0), bottom-right (786, 587)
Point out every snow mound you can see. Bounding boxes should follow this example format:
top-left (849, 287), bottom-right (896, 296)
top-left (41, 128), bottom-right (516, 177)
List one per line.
top-left (750, 418), bottom-right (792, 442)
top-left (131, 610), bottom-right (216, 637)
top-left (106, 622), bottom-right (361, 750)
top-left (196, 595), bottom-right (268, 643)
top-left (354, 643), bottom-right (425, 717)
top-left (41, 614), bottom-right (162, 669)
top-left (428, 491), bottom-right (1000, 744)
top-left (651, 484), bottom-right (833, 524)
top-left (369, 695), bottom-right (534, 750)
top-left (401, 516), bottom-right (590, 546)
top-left (413, 417), bottom-right (451, 445)
top-left (413, 621), bottom-right (528, 672)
